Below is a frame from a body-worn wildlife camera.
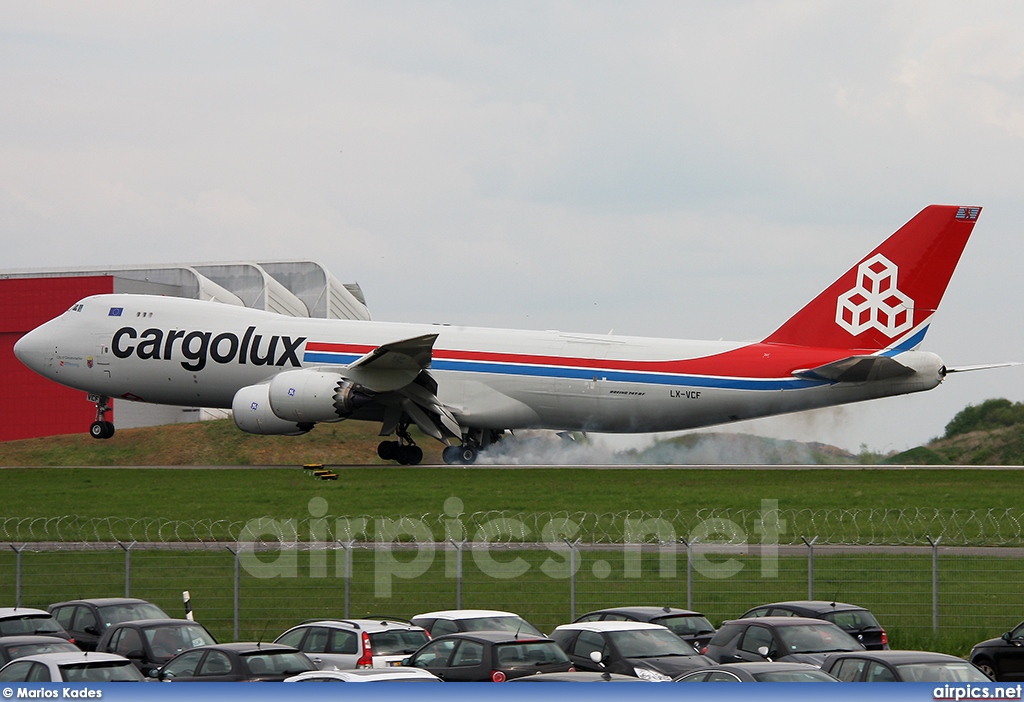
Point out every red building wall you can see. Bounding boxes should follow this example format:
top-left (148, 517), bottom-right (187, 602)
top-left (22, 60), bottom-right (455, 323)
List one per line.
top-left (0, 277), bottom-right (114, 441)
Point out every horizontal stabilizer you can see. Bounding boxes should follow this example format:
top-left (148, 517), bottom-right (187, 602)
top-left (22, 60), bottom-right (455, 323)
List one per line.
top-left (794, 355), bottom-right (916, 383)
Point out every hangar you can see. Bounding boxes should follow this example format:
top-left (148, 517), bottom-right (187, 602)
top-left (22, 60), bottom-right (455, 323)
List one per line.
top-left (0, 262), bottom-right (369, 441)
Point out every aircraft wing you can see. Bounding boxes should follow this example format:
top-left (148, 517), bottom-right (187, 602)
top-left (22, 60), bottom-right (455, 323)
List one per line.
top-left (793, 355), bottom-right (917, 383)
top-left (343, 334), bottom-right (439, 392)
top-left (942, 362), bottom-right (1022, 374)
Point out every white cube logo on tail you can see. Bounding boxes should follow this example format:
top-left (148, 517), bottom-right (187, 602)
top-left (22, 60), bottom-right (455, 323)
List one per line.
top-left (835, 254), bottom-right (914, 338)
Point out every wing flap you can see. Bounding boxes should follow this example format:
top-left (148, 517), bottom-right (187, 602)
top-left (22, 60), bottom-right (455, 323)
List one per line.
top-left (344, 334), bottom-right (438, 392)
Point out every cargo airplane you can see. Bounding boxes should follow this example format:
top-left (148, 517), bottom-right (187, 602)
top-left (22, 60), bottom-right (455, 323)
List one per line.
top-left (14, 205), bottom-right (1007, 464)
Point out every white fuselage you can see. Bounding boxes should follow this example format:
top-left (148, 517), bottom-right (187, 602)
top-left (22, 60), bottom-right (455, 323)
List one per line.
top-left (15, 294), bottom-right (945, 435)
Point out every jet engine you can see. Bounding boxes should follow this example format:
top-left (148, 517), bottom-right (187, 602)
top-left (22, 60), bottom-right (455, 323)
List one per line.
top-left (267, 369), bottom-right (375, 423)
top-left (232, 383), bottom-right (313, 436)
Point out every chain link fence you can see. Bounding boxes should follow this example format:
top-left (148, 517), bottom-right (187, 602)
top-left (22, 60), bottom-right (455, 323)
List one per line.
top-left (2, 507), bottom-right (1023, 653)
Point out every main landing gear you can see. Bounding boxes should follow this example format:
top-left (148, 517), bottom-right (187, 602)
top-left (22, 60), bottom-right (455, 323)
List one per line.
top-left (88, 394), bottom-right (115, 439)
top-left (442, 444), bottom-right (478, 465)
top-left (377, 423), bottom-right (423, 465)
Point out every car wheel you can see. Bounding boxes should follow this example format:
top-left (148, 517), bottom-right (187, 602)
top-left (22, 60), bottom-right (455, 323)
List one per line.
top-left (973, 658), bottom-right (996, 681)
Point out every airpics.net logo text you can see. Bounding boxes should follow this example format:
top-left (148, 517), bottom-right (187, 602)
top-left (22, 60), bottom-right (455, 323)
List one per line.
top-left (234, 498), bottom-right (785, 597)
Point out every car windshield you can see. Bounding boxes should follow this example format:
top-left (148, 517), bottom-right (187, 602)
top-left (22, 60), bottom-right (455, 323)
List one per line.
top-left (607, 628), bottom-right (698, 658)
top-left (0, 615), bottom-right (63, 637)
top-left (651, 615), bottom-right (715, 636)
top-left (369, 629), bottom-right (429, 655)
top-left (493, 641), bottom-right (569, 668)
top-left (896, 662), bottom-right (992, 683)
top-left (776, 623), bottom-right (862, 654)
top-left (144, 624), bottom-right (216, 660)
top-left (3, 641), bottom-right (78, 660)
top-left (822, 609), bottom-right (881, 631)
top-left (98, 603), bottom-right (168, 626)
top-left (242, 651), bottom-right (317, 677)
top-left (754, 669), bottom-right (838, 682)
top-left (60, 662), bottom-right (145, 682)
top-left (461, 617), bottom-right (543, 637)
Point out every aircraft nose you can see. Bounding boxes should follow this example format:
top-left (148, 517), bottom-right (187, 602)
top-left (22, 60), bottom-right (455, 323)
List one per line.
top-left (14, 323), bottom-right (55, 374)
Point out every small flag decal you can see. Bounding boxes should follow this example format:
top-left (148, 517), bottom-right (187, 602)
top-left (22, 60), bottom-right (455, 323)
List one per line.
top-left (108, 307), bottom-right (123, 316)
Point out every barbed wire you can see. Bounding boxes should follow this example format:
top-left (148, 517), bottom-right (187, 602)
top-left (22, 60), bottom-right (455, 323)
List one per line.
top-left (2, 508), bottom-right (1022, 547)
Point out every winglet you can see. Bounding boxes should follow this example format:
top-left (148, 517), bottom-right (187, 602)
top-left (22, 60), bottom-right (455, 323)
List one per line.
top-left (764, 205), bottom-right (981, 352)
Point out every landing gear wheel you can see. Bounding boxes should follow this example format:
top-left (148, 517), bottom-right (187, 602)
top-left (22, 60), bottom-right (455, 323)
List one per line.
top-left (377, 441), bottom-right (400, 461)
top-left (459, 446), bottom-right (479, 464)
top-left (442, 445), bottom-right (463, 465)
top-left (396, 445), bottom-right (423, 466)
top-left (89, 421), bottom-right (114, 440)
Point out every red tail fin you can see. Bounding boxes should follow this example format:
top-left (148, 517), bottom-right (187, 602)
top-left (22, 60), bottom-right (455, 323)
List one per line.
top-left (764, 205), bottom-right (980, 352)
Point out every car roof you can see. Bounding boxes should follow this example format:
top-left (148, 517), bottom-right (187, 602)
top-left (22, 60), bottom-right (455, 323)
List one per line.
top-left (48, 598), bottom-right (155, 608)
top-left (0, 608), bottom-right (51, 619)
top-left (4, 651), bottom-right (129, 665)
top-left (826, 650), bottom-right (966, 664)
top-left (751, 601), bottom-right (867, 613)
top-left (414, 609), bottom-right (519, 619)
top-left (721, 616), bottom-right (838, 627)
top-left (288, 668), bottom-right (440, 681)
top-left (430, 630), bottom-right (554, 644)
top-left (578, 606), bottom-right (705, 618)
top-left (0, 635), bottom-right (79, 647)
top-left (189, 642), bottom-right (298, 654)
top-left (293, 618), bottom-right (422, 631)
top-left (555, 621), bottom-right (670, 633)
top-left (704, 662), bottom-right (827, 672)
top-left (107, 618), bottom-right (205, 629)
top-left (510, 671), bottom-right (641, 682)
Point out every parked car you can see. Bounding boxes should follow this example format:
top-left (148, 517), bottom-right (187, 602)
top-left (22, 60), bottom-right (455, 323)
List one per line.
top-left (274, 618), bottom-right (429, 669)
top-left (0, 651), bottom-right (145, 682)
top-left (823, 650), bottom-right (992, 682)
top-left (0, 636), bottom-right (80, 665)
top-left (509, 670), bottom-right (643, 682)
top-left (0, 608), bottom-right (72, 642)
top-left (404, 630), bottom-right (573, 682)
top-left (970, 620), bottom-right (1024, 681)
top-left (740, 600), bottom-right (888, 650)
top-left (48, 598), bottom-right (169, 651)
top-left (95, 618), bottom-right (217, 677)
top-left (285, 667), bottom-right (441, 682)
top-left (573, 606), bottom-right (717, 651)
top-left (675, 661), bottom-right (840, 682)
top-left (154, 642), bottom-right (316, 682)
top-left (411, 609), bottom-right (544, 638)
top-left (550, 620), bottom-right (715, 681)
top-left (704, 617), bottom-right (863, 666)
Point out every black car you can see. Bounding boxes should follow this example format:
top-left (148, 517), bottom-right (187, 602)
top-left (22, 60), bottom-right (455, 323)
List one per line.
top-left (705, 617), bottom-right (863, 667)
top-left (48, 598), bottom-right (169, 652)
top-left (95, 618), bottom-right (217, 677)
top-left (0, 636), bottom-right (80, 665)
top-left (154, 642), bottom-right (316, 682)
top-left (675, 661), bottom-right (840, 682)
top-left (550, 621), bottom-right (715, 681)
top-left (573, 606), bottom-right (717, 651)
top-left (404, 631), bottom-right (573, 682)
top-left (740, 600), bottom-right (888, 650)
top-left (823, 650), bottom-right (992, 682)
top-left (970, 621), bottom-right (1024, 681)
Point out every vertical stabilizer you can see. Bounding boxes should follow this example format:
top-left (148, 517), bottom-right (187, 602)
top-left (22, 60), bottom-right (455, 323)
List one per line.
top-left (763, 205), bottom-right (981, 352)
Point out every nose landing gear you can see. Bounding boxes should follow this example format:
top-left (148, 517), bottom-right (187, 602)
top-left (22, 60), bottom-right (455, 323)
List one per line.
top-left (88, 394), bottom-right (115, 439)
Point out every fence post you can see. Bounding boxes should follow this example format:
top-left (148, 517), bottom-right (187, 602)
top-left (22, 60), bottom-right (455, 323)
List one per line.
top-left (118, 541), bottom-right (136, 597)
top-left (338, 540), bottom-right (354, 619)
top-left (680, 537), bottom-right (697, 610)
top-left (10, 545), bottom-right (23, 607)
top-left (801, 536), bottom-right (818, 600)
top-left (226, 546), bottom-right (240, 641)
top-left (449, 540), bottom-right (467, 609)
top-left (564, 538), bottom-right (581, 621)
top-left (927, 536), bottom-right (942, 633)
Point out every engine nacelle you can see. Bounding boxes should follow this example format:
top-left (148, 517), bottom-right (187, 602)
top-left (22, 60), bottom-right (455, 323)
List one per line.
top-left (232, 383), bottom-right (313, 436)
top-left (268, 369), bottom-right (375, 423)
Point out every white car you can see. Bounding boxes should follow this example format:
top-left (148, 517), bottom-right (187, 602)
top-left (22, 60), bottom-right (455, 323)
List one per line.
top-left (411, 609), bottom-right (544, 638)
top-left (285, 667), bottom-right (441, 682)
top-left (274, 618), bottom-right (430, 670)
top-left (0, 651), bottom-right (145, 682)
top-left (0, 607), bottom-right (72, 641)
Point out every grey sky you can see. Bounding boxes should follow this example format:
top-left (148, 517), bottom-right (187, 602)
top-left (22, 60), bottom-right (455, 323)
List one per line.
top-left (3, 2), bottom-right (1022, 454)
